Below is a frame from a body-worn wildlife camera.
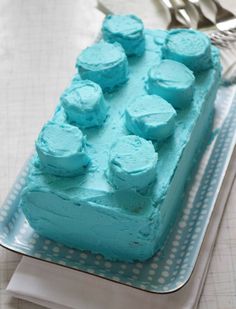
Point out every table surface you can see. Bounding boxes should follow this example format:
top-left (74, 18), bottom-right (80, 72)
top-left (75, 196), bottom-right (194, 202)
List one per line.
top-left (0, 1), bottom-right (236, 308)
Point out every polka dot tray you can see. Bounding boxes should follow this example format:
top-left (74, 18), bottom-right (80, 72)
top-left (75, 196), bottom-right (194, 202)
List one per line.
top-left (0, 86), bottom-right (236, 293)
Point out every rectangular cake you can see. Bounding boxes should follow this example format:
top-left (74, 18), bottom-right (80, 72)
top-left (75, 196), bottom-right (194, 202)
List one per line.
top-left (20, 15), bottom-right (221, 262)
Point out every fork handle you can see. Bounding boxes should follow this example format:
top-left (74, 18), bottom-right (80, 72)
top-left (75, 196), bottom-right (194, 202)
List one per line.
top-left (170, 0), bottom-right (185, 9)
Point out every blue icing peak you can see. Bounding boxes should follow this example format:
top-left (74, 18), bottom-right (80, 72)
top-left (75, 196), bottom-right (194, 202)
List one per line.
top-left (108, 135), bottom-right (158, 190)
top-left (102, 14), bottom-right (145, 56)
top-left (76, 41), bottom-right (129, 92)
top-left (146, 59), bottom-right (195, 109)
top-left (61, 80), bottom-right (108, 128)
top-left (125, 94), bottom-right (177, 141)
top-left (162, 29), bottom-right (212, 72)
top-left (36, 121), bottom-right (89, 176)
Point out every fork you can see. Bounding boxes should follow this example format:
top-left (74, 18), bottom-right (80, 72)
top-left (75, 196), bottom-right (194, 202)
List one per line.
top-left (162, 0), bottom-right (236, 47)
top-left (192, 0), bottom-right (236, 47)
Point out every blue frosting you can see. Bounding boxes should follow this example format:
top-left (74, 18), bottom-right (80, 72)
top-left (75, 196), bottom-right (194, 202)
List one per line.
top-left (36, 121), bottom-right (89, 176)
top-left (108, 135), bottom-right (158, 189)
top-left (61, 80), bottom-right (108, 128)
top-left (21, 26), bottom-right (221, 262)
top-left (162, 29), bottom-right (212, 72)
top-left (146, 59), bottom-right (195, 109)
top-left (125, 95), bottom-right (176, 140)
top-left (102, 14), bottom-right (145, 56)
top-left (76, 41), bottom-right (129, 92)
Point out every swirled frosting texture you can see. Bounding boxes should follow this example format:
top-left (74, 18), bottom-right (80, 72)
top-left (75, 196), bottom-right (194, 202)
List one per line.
top-left (76, 41), bottom-right (129, 92)
top-left (108, 135), bottom-right (158, 189)
top-left (61, 80), bottom-right (108, 128)
top-left (162, 29), bottom-right (212, 72)
top-left (36, 121), bottom-right (89, 176)
top-left (125, 95), bottom-right (176, 140)
top-left (146, 59), bottom-right (195, 109)
top-left (102, 14), bottom-right (145, 56)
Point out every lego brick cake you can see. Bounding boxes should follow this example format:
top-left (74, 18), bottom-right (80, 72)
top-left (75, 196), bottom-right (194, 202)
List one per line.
top-left (20, 15), bottom-right (221, 262)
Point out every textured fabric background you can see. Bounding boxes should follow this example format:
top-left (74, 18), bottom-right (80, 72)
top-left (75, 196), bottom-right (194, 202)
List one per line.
top-left (0, 1), bottom-right (236, 308)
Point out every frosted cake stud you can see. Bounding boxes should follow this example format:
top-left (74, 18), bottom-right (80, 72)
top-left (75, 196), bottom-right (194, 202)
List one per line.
top-left (36, 121), bottom-right (89, 176)
top-left (102, 14), bottom-right (145, 56)
top-left (125, 94), bottom-right (177, 141)
top-left (108, 135), bottom-right (158, 190)
top-left (146, 59), bottom-right (195, 109)
top-left (76, 41), bottom-right (129, 92)
top-left (162, 29), bottom-right (212, 72)
top-left (61, 80), bottom-right (108, 128)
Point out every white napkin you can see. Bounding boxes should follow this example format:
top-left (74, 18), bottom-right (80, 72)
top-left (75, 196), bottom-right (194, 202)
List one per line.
top-left (7, 155), bottom-right (236, 309)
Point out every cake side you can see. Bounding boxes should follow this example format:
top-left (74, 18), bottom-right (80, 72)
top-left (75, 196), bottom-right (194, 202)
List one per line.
top-left (21, 23), bottom-right (221, 261)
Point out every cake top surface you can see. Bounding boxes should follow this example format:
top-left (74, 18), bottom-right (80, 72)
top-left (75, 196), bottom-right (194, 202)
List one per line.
top-left (29, 15), bottom-right (221, 212)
